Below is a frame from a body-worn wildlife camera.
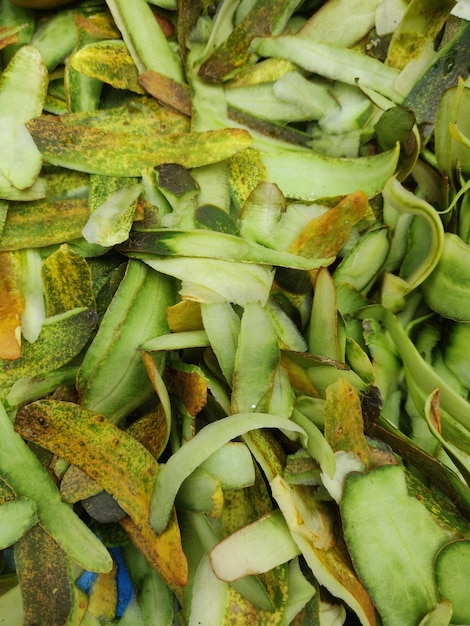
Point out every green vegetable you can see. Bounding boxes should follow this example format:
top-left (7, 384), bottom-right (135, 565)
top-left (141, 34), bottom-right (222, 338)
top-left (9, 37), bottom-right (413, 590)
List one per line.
top-left (209, 509), bottom-right (300, 582)
top-left (199, 0), bottom-right (302, 82)
top-left (0, 498), bottom-right (37, 549)
top-left (31, 9), bottom-right (78, 70)
top-left (299, 0), bottom-right (384, 47)
top-left (121, 227), bottom-right (334, 270)
top-left (106, 0), bottom-right (183, 81)
top-left (27, 115), bottom-right (253, 176)
top-left (434, 540), bottom-right (470, 625)
top-left (0, 306), bottom-right (98, 397)
top-left (1, 0), bottom-right (470, 623)
top-left (253, 36), bottom-right (404, 102)
top-left (444, 322), bottom-right (470, 388)
top-left (403, 22), bottom-right (470, 138)
top-left (14, 524), bottom-right (77, 626)
top-left (77, 259), bottom-right (174, 423)
top-left (260, 144), bottom-right (400, 200)
top-left (422, 232), bottom-right (470, 320)
top-left (0, 401), bottom-right (112, 573)
top-left (271, 474), bottom-right (376, 626)
top-left (180, 510), bottom-right (276, 613)
top-left (386, 0), bottom-right (455, 70)
top-left (334, 226), bottom-right (391, 294)
top-left (150, 413), bottom-right (307, 534)
top-left (0, 45), bottom-right (46, 191)
top-left (341, 465), bottom-right (457, 626)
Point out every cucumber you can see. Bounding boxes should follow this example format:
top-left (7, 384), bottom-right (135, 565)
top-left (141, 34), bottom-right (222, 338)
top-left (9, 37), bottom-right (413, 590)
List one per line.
top-left (0, 306), bottom-right (98, 396)
top-left (210, 509), bottom-right (300, 582)
top-left (31, 9), bottom-right (78, 70)
top-left (418, 600), bottom-right (453, 626)
top-left (188, 555), bottom-right (228, 626)
top-left (341, 465), bottom-right (455, 626)
top-left (444, 322), bottom-right (470, 389)
top-left (333, 226), bottom-right (391, 294)
top-left (403, 22), bottom-right (470, 139)
top-left (106, 0), bottom-right (183, 81)
top-left (200, 442), bottom-right (256, 490)
top-left (0, 45), bottom-right (47, 123)
top-left (77, 260), bottom-right (174, 423)
top-left (232, 301), bottom-right (280, 414)
top-left (434, 540), bottom-right (470, 625)
top-left (0, 586), bottom-right (23, 625)
top-left (0, 498), bottom-right (36, 549)
top-left (422, 232), bottom-right (470, 321)
top-left (14, 523), bottom-right (77, 626)
top-left (180, 510), bottom-right (276, 613)
top-left (0, 401), bottom-right (112, 573)
top-left (0, 1), bottom-right (36, 66)
top-left (150, 413), bottom-right (306, 533)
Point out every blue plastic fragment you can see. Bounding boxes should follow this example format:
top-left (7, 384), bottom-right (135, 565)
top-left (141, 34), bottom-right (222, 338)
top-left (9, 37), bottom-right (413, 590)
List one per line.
top-left (76, 569), bottom-right (98, 594)
top-left (75, 547), bottom-right (134, 618)
top-left (110, 546), bottom-right (135, 617)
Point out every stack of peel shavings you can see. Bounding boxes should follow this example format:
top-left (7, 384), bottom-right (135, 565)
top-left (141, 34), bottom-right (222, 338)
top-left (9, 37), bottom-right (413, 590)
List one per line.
top-left (0, 0), bottom-right (470, 625)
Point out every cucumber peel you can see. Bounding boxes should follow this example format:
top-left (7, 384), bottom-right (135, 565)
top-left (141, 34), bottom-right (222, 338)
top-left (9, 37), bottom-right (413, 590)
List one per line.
top-left (341, 465), bottom-right (457, 626)
top-left (434, 540), bottom-right (470, 624)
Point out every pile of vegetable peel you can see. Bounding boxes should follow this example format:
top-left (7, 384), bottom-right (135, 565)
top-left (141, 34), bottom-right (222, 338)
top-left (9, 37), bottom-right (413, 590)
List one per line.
top-left (1, 0), bottom-right (470, 624)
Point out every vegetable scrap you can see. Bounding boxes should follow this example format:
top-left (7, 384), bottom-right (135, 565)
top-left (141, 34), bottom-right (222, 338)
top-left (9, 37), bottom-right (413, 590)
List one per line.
top-left (0, 0), bottom-right (470, 624)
